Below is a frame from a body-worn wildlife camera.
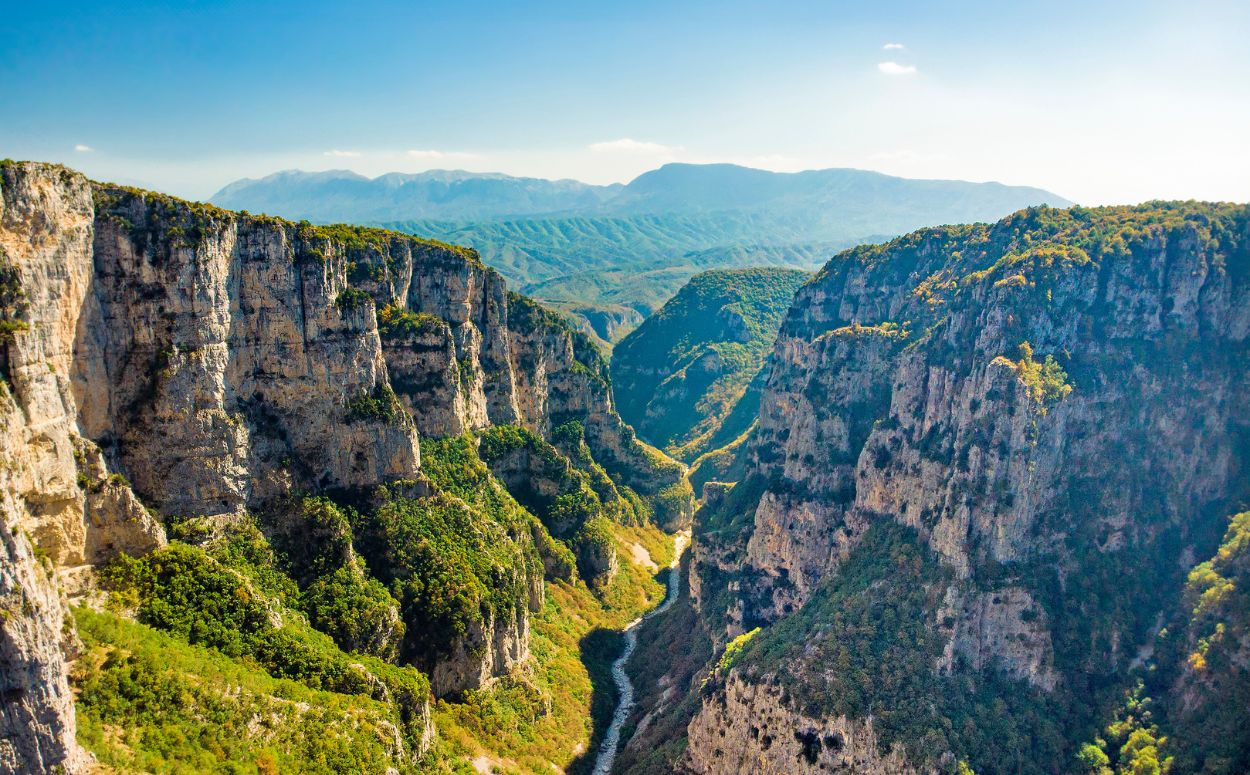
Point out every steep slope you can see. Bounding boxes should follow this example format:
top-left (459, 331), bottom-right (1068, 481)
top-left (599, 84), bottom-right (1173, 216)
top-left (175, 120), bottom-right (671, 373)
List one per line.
top-left (610, 268), bottom-right (809, 473)
top-left (0, 160), bottom-right (693, 774)
top-left (632, 202), bottom-right (1250, 775)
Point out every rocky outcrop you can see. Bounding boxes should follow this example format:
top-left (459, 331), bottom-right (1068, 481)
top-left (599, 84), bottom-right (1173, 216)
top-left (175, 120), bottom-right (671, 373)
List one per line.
top-left (684, 204), bottom-right (1250, 773)
top-left (686, 674), bottom-right (926, 775)
top-left (0, 516), bottom-right (88, 774)
top-left (428, 599), bottom-right (532, 697)
top-left (1, 161), bottom-right (694, 768)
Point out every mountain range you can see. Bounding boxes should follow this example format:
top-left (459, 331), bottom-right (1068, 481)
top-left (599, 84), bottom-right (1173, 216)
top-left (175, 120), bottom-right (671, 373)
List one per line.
top-left (212, 164), bottom-right (1071, 343)
top-left (212, 163), bottom-right (1071, 226)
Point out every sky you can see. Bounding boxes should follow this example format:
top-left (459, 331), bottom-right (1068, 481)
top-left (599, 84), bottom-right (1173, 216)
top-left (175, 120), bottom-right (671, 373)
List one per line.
top-left (2, 0), bottom-right (1248, 204)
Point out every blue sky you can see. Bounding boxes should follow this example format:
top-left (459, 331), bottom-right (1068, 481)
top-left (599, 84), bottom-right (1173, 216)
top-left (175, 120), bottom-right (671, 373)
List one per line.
top-left (3, 0), bottom-right (1248, 203)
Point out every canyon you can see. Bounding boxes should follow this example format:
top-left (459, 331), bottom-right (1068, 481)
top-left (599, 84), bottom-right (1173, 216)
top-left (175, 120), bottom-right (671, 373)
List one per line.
top-left (2, 159), bottom-right (1248, 775)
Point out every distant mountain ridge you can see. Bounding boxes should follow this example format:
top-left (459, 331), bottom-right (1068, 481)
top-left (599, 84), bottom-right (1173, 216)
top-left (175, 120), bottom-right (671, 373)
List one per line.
top-left (213, 168), bottom-right (620, 222)
top-left (212, 163), bottom-right (1071, 226)
top-left (212, 164), bottom-right (1072, 343)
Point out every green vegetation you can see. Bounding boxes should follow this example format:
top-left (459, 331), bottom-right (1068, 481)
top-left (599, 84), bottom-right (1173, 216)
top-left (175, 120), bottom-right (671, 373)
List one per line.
top-left (479, 425), bottom-right (606, 532)
top-left (1141, 511), bottom-right (1250, 774)
top-left (1076, 683), bottom-right (1173, 775)
top-left (344, 383), bottom-right (408, 426)
top-left (0, 261), bottom-right (29, 344)
top-left (90, 529), bottom-right (434, 771)
top-left (76, 416), bottom-right (681, 774)
top-left (728, 521), bottom-right (1075, 775)
top-left (997, 341), bottom-right (1072, 413)
top-left (334, 285), bottom-right (372, 313)
top-left (353, 484), bottom-right (536, 663)
top-left (377, 303), bottom-right (445, 339)
top-left (304, 565), bottom-right (404, 661)
top-left (611, 267), bottom-right (809, 464)
top-left (714, 627), bottom-right (760, 674)
top-left (73, 607), bottom-right (425, 775)
top-left (434, 521), bottom-right (674, 773)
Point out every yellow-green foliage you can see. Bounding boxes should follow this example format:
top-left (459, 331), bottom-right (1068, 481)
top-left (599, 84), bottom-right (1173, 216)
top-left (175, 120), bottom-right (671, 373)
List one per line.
top-left (1000, 341), bottom-right (1072, 412)
top-left (715, 627), bottom-right (760, 673)
top-left (72, 608), bottom-right (420, 775)
top-left (377, 303), bottom-right (445, 340)
top-left (823, 320), bottom-right (909, 340)
top-left (1076, 682), bottom-right (1173, 775)
top-left (967, 243), bottom-right (1091, 287)
top-left (1154, 511), bottom-right (1250, 773)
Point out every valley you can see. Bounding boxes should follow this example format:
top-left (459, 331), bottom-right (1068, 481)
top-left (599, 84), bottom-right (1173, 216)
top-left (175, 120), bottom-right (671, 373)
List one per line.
top-left (2, 159), bottom-right (1248, 775)
top-left (7, 1), bottom-right (1250, 772)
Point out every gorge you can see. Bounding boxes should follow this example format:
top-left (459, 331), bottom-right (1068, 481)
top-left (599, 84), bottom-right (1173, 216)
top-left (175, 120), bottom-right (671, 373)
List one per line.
top-left (2, 159), bottom-right (1249, 775)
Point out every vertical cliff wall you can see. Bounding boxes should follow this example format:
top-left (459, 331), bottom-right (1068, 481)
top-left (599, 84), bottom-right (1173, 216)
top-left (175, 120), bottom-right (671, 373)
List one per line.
top-left (0, 161), bottom-right (693, 772)
top-left (681, 203), bottom-right (1250, 774)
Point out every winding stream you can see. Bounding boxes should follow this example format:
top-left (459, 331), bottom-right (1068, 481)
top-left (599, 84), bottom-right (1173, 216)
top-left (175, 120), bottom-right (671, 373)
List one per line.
top-left (590, 530), bottom-right (690, 775)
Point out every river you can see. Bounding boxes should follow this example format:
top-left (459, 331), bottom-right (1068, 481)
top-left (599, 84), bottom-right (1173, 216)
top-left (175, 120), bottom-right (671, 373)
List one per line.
top-left (590, 530), bottom-right (690, 775)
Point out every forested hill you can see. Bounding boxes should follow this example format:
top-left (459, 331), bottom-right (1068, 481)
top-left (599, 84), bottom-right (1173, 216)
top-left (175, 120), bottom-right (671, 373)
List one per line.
top-left (610, 267), bottom-right (810, 479)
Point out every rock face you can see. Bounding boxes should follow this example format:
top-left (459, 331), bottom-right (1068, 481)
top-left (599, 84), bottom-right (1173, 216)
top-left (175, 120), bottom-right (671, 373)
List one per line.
top-left (86, 187), bottom-right (423, 516)
top-left (0, 164), bottom-right (165, 773)
top-left (0, 161), bottom-right (694, 771)
top-left (682, 204), bottom-right (1250, 774)
top-left (686, 674), bottom-right (925, 775)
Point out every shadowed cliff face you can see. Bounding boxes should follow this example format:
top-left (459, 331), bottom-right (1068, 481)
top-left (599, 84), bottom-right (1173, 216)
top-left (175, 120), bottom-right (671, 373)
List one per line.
top-left (0, 161), bottom-right (693, 772)
top-left (678, 203), bottom-right (1250, 775)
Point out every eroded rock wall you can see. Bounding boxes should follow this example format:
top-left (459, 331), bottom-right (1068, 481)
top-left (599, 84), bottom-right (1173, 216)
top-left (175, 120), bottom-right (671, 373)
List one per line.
top-left (684, 204), bottom-right (1250, 773)
top-left (0, 161), bottom-right (695, 768)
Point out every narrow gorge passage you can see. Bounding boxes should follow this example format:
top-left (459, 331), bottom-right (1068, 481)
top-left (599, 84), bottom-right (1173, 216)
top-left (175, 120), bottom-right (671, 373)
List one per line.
top-left (591, 530), bottom-right (690, 775)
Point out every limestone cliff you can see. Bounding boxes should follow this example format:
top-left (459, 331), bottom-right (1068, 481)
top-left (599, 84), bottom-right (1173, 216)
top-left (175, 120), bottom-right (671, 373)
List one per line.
top-left (0, 161), bottom-right (693, 772)
top-left (1, 164), bottom-right (164, 772)
top-left (680, 203), bottom-right (1250, 774)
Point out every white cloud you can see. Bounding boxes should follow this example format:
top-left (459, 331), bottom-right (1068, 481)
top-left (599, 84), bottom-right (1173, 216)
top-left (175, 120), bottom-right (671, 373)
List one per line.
top-left (883, 43), bottom-right (905, 50)
top-left (588, 138), bottom-right (681, 155)
top-left (877, 61), bottom-right (917, 76)
top-left (323, 149), bottom-right (362, 157)
top-left (406, 149), bottom-right (481, 160)
top-left (74, 144), bottom-right (93, 152)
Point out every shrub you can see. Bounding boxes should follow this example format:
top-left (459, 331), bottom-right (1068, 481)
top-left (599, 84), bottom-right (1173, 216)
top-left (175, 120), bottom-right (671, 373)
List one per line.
top-left (345, 383), bottom-right (407, 426)
top-left (377, 303), bottom-right (444, 340)
top-left (303, 565), bottom-right (403, 660)
top-left (334, 285), bottom-right (372, 313)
